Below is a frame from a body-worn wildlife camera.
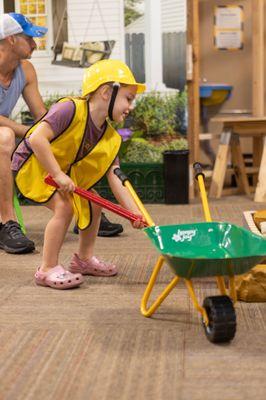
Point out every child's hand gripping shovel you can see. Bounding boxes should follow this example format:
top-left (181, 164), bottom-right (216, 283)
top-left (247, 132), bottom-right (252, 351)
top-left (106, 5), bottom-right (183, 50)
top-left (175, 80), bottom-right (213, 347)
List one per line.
top-left (44, 174), bottom-right (148, 227)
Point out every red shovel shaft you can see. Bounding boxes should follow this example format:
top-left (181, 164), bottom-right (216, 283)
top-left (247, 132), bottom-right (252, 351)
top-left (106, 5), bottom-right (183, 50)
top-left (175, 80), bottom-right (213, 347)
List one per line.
top-left (44, 175), bottom-right (148, 226)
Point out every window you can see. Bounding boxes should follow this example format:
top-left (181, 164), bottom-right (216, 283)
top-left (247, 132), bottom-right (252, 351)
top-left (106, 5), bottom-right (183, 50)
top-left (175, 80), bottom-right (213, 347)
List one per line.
top-left (16, 0), bottom-right (48, 51)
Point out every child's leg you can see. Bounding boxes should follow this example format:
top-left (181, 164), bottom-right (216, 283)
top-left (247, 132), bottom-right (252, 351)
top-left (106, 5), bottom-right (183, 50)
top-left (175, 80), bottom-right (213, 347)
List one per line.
top-left (40, 192), bottom-right (74, 272)
top-left (77, 202), bottom-right (102, 260)
top-left (35, 191), bottom-right (84, 289)
top-left (69, 202), bottom-right (117, 276)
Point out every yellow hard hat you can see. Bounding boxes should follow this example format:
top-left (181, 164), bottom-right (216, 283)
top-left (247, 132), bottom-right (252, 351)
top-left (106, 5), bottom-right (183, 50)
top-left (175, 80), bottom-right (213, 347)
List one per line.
top-left (82, 59), bottom-right (146, 96)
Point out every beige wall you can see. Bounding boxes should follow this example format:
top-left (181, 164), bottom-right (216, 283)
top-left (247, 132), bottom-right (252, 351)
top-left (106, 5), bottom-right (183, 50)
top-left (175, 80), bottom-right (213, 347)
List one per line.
top-left (199, 0), bottom-right (253, 113)
top-left (198, 0), bottom-right (266, 161)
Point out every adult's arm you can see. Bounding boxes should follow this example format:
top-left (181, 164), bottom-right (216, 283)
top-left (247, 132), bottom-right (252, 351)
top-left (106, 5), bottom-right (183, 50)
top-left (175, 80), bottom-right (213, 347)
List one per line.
top-left (0, 61), bottom-right (46, 137)
top-left (21, 60), bottom-right (47, 121)
top-left (0, 115), bottom-right (29, 137)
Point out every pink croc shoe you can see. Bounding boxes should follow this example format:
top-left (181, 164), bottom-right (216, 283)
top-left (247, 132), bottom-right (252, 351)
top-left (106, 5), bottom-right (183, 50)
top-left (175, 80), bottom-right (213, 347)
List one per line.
top-left (69, 253), bottom-right (117, 277)
top-left (35, 265), bottom-right (84, 289)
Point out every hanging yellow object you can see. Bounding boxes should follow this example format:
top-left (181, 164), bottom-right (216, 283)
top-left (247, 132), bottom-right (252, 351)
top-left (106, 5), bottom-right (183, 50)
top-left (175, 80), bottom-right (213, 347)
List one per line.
top-left (253, 210), bottom-right (266, 233)
top-left (235, 264), bottom-right (266, 302)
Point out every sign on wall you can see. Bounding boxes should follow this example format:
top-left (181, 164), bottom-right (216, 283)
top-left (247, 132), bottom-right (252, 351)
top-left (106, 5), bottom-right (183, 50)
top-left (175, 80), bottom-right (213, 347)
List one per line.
top-left (214, 5), bottom-right (244, 50)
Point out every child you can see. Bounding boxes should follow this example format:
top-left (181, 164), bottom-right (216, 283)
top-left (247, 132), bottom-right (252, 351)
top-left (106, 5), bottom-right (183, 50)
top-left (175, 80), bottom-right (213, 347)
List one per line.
top-left (12, 59), bottom-right (146, 290)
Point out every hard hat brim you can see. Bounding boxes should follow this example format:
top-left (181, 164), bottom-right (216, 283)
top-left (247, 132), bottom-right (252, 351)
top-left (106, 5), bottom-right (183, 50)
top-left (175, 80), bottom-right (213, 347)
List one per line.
top-left (136, 83), bottom-right (146, 94)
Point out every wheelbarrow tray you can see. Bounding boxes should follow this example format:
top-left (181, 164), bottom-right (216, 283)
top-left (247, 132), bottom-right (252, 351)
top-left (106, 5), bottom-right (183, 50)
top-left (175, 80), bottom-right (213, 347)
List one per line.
top-left (144, 222), bottom-right (266, 278)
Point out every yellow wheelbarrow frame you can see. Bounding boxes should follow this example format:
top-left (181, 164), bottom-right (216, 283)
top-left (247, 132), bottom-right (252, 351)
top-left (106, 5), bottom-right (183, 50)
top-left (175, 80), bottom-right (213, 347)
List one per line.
top-left (46, 167), bottom-right (266, 343)
top-left (119, 169), bottom-right (237, 328)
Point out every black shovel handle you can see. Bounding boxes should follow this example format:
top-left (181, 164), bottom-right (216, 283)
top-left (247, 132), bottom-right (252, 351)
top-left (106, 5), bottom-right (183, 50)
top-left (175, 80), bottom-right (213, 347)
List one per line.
top-left (114, 168), bottom-right (128, 185)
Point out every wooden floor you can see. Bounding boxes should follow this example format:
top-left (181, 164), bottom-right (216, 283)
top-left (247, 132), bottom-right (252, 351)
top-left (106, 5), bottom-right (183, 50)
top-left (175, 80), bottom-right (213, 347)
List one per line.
top-left (0, 196), bottom-right (266, 400)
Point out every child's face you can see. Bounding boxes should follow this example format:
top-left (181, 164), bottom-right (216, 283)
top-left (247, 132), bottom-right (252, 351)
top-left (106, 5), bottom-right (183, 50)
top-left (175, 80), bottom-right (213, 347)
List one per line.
top-left (112, 85), bottom-right (137, 123)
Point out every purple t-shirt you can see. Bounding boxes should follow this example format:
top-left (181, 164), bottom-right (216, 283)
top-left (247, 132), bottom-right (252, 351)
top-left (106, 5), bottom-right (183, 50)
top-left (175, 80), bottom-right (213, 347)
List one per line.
top-left (12, 100), bottom-right (119, 171)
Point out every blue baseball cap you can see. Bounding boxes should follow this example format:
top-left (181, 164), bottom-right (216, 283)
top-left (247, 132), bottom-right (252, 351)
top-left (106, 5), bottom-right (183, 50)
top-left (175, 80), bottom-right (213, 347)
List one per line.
top-left (0, 13), bottom-right (47, 39)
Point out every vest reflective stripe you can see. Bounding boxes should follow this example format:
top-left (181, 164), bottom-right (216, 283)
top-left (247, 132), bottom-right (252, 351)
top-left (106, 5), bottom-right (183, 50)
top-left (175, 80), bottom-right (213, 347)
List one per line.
top-left (15, 97), bottom-right (121, 229)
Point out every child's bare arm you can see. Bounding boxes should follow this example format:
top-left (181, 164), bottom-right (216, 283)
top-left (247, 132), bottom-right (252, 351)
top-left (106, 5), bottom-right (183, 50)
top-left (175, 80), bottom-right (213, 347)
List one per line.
top-left (29, 121), bottom-right (75, 192)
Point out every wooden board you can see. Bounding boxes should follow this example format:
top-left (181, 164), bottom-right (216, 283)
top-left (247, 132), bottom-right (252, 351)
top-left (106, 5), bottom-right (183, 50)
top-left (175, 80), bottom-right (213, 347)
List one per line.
top-left (208, 143), bottom-right (230, 198)
top-left (187, 0), bottom-right (200, 199)
top-left (254, 137), bottom-right (266, 202)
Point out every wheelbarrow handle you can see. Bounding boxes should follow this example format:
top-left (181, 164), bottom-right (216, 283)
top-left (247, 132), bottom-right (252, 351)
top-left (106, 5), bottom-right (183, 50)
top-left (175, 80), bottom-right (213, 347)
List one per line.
top-left (193, 162), bottom-right (212, 223)
top-left (193, 162), bottom-right (205, 180)
top-left (114, 168), bottom-right (128, 185)
top-left (44, 175), bottom-right (148, 226)
top-left (113, 168), bottom-right (155, 227)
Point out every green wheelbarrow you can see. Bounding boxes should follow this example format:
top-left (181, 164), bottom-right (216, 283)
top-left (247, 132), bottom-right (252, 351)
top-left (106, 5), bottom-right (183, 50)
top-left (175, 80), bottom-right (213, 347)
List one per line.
top-left (45, 164), bottom-right (266, 343)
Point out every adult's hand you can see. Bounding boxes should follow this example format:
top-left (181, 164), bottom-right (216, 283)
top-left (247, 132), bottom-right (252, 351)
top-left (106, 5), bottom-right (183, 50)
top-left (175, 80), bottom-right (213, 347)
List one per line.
top-left (0, 115), bottom-right (30, 137)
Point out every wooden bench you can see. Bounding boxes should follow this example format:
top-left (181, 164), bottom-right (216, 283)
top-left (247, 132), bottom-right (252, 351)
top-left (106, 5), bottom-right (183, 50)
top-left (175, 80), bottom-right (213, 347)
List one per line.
top-left (208, 115), bottom-right (266, 200)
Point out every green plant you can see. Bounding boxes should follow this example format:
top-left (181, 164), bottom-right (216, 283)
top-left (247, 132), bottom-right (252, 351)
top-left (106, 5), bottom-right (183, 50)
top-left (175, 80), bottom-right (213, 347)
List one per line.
top-left (118, 129), bottom-right (143, 158)
top-left (20, 110), bottom-right (34, 125)
top-left (120, 137), bottom-right (188, 164)
top-left (124, 0), bottom-right (143, 26)
top-left (170, 90), bottom-right (187, 134)
top-left (129, 90), bottom-right (187, 138)
top-left (43, 94), bottom-right (60, 109)
top-left (120, 138), bottom-right (161, 163)
top-left (158, 138), bottom-right (188, 153)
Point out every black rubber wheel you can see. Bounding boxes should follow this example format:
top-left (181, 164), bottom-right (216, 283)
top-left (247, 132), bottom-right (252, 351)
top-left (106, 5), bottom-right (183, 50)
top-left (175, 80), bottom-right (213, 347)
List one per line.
top-left (202, 295), bottom-right (237, 343)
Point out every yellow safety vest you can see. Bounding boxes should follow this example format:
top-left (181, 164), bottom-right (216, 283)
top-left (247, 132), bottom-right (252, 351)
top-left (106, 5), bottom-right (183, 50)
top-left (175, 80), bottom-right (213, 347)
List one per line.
top-left (15, 97), bottom-right (122, 229)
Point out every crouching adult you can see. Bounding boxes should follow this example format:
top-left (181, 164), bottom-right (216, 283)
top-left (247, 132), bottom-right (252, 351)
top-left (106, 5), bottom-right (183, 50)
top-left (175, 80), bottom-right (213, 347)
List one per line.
top-left (0, 13), bottom-right (47, 253)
